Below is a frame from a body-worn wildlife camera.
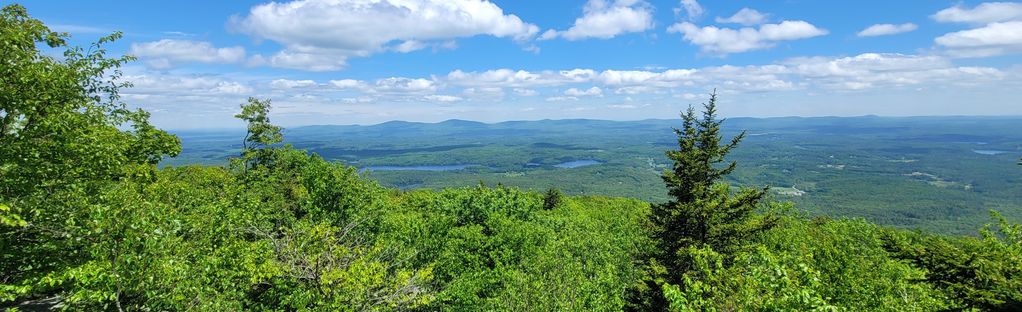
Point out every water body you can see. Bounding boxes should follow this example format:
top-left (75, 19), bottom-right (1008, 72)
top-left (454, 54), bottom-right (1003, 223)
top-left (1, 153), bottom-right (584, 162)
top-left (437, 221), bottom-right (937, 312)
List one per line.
top-left (360, 164), bottom-right (479, 172)
top-left (972, 150), bottom-right (1009, 155)
top-left (554, 159), bottom-right (604, 168)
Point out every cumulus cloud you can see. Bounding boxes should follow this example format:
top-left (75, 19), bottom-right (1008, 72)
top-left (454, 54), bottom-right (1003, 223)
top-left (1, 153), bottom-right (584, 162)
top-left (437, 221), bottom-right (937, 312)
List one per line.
top-left (124, 72), bottom-right (255, 96)
top-left (932, 2), bottom-right (1022, 24)
top-left (782, 53), bottom-right (1004, 89)
top-left (129, 39), bottom-right (246, 69)
top-left (329, 79), bottom-right (368, 89)
top-left (447, 69), bottom-right (555, 87)
top-left (935, 21), bottom-right (1022, 57)
top-left (546, 96), bottom-right (579, 101)
top-left (676, 0), bottom-right (704, 21)
top-left (540, 0), bottom-right (654, 40)
top-left (118, 50), bottom-right (1020, 128)
top-left (372, 77), bottom-right (436, 93)
top-left (270, 79), bottom-right (317, 89)
top-left (231, 0), bottom-right (539, 71)
top-left (564, 86), bottom-right (604, 96)
top-left (438, 53), bottom-right (1004, 94)
top-left (424, 94), bottom-right (463, 102)
top-left (393, 40), bottom-right (427, 53)
top-left (513, 88), bottom-right (539, 96)
top-left (715, 8), bottom-right (768, 26)
top-left (931, 3), bottom-right (1022, 58)
top-left (857, 23), bottom-right (918, 37)
top-left (668, 20), bottom-right (828, 54)
top-left (462, 87), bottom-right (506, 98)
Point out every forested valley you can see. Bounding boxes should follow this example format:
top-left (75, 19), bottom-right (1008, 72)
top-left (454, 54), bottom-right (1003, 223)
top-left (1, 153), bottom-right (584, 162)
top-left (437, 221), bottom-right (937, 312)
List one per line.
top-left (2, 5), bottom-right (1021, 311)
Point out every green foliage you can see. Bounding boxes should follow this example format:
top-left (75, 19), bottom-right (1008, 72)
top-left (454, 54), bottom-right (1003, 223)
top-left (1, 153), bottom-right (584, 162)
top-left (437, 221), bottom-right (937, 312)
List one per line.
top-left (236, 97), bottom-right (283, 149)
top-left (652, 92), bottom-right (774, 267)
top-left (543, 187), bottom-right (564, 210)
top-left (883, 211), bottom-right (1022, 311)
top-left (2, 5), bottom-right (1020, 311)
top-left (660, 214), bottom-right (954, 311)
top-left (235, 97), bottom-right (283, 170)
top-left (640, 92), bottom-right (778, 310)
top-left (1, 4), bottom-right (180, 308)
top-left (374, 187), bottom-right (652, 311)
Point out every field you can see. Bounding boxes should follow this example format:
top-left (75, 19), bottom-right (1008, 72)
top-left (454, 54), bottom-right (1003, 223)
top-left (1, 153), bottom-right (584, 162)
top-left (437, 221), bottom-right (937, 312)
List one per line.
top-left (165, 116), bottom-right (1022, 234)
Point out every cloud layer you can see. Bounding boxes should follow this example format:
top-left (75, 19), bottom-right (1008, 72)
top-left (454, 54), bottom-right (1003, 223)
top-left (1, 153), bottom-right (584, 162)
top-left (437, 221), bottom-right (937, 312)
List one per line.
top-left (932, 2), bottom-right (1022, 24)
top-left (129, 40), bottom-right (246, 69)
top-left (230, 0), bottom-right (539, 71)
top-left (540, 0), bottom-right (654, 40)
top-left (857, 23), bottom-right (917, 37)
top-left (933, 3), bottom-right (1022, 57)
top-left (668, 20), bottom-right (827, 55)
top-left (715, 8), bottom-right (768, 26)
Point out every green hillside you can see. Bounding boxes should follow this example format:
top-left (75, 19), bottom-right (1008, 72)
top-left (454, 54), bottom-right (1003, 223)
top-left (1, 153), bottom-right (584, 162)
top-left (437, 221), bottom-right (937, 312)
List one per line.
top-left (166, 115), bottom-right (1022, 235)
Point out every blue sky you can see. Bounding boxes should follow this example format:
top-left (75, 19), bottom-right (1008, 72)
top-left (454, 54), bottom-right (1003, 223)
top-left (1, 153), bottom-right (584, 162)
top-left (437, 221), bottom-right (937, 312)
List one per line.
top-left (20, 0), bottom-right (1022, 129)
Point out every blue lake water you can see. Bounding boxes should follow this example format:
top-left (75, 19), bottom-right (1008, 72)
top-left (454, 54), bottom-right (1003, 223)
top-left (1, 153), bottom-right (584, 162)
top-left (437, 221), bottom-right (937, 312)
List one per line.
top-left (554, 159), bottom-right (603, 168)
top-left (360, 164), bottom-right (478, 172)
top-left (972, 150), bottom-right (1009, 155)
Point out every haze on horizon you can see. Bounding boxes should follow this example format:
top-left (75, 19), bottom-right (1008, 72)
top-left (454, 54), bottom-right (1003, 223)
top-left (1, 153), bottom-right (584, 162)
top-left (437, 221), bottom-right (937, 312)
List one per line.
top-left (22, 0), bottom-right (1022, 129)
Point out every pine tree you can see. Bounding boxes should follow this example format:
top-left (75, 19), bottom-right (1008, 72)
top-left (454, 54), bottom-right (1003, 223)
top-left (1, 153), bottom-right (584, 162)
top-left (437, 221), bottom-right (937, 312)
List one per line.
top-left (543, 187), bottom-right (564, 210)
top-left (651, 90), bottom-right (774, 275)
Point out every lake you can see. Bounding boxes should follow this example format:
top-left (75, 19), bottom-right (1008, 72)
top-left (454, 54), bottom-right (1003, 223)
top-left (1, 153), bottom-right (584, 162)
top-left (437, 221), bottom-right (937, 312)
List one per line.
top-left (972, 150), bottom-right (1009, 155)
top-left (554, 159), bottom-right (604, 168)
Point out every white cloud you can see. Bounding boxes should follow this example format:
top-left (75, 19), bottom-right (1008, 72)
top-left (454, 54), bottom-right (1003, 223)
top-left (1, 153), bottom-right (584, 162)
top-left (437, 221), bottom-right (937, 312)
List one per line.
top-left (393, 40), bottom-right (427, 53)
top-left (211, 82), bottom-right (255, 95)
top-left (546, 96), bottom-right (579, 101)
top-left (424, 95), bottom-right (463, 102)
top-left (540, 0), bottom-right (654, 41)
top-left (564, 86), bottom-right (604, 96)
top-left (129, 39), bottom-right (246, 69)
top-left (676, 0), bottom-right (704, 21)
top-left (857, 23), bottom-right (918, 37)
top-left (373, 77), bottom-right (436, 93)
top-left (231, 0), bottom-right (539, 71)
top-left (783, 53), bottom-right (1004, 89)
top-left (715, 8), bottom-right (768, 26)
top-left (256, 50), bottom-right (354, 72)
top-left (118, 49), bottom-right (1021, 128)
top-left (513, 88), bottom-right (539, 96)
top-left (668, 20), bottom-right (828, 54)
top-left (614, 86), bottom-right (656, 94)
top-left (329, 79), bottom-right (368, 89)
top-left (462, 87), bottom-right (506, 98)
top-left (932, 2), bottom-right (1022, 24)
top-left (447, 69), bottom-right (555, 87)
top-left (270, 79), bottom-right (317, 89)
top-left (124, 72), bottom-right (255, 97)
top-left (935, 21), bottom-right (1022, 57)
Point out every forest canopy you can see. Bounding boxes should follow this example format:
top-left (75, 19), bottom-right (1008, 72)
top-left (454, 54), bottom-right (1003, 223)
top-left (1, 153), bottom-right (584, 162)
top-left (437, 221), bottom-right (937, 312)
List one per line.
top-left (1, 4), bottom-right (1020, 311)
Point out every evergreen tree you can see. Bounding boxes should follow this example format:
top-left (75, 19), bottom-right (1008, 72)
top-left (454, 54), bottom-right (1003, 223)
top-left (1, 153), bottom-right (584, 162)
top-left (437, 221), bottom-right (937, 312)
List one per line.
top-left (651, 90), bottom-right (775, 277)
top-left (543, 187), bottom-right (564, 210)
